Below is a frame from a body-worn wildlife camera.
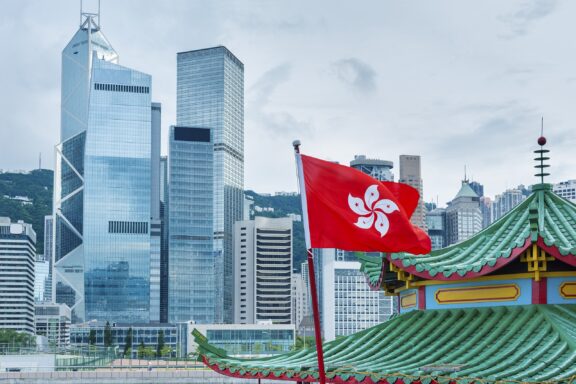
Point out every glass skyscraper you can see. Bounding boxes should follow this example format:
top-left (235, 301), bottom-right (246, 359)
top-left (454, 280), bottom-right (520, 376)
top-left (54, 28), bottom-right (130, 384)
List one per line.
top-left (54, 14), bottom-right (157, 323)
top-left (169, 46), bottom-right (244, 323)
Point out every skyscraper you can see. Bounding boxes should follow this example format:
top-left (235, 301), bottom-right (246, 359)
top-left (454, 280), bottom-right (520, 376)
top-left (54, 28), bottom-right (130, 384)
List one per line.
top-left (399, 155), bottom-right (426, 229)
top-left (170, 46), bottom-right (244, 323)
top-left (54, 12), bottom-right (156, 323)
top-left (492, 188), bottom-right (526, 222)
top-left (0, 217), bottom-right (36, 334)
top-left (350, 155), bottom-right (394, 181)
top-left (233, 217), bottom-right (292, 325)
top-left (445, 181), bottom-right (482, 246)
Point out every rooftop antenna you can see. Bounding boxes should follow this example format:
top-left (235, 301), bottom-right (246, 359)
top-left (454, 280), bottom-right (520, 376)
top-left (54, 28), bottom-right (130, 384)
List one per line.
top-left (80, 0), bottom-right (101, 29)
top-left (534, 117), bottom-right (550, 184)
top-left (38, 153), bottom-right (41, 170)
top-left (463, 165), bottom-right (468, 183)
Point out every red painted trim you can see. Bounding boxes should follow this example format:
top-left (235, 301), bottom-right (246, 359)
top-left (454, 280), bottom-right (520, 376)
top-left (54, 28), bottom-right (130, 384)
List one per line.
top-left (387, 237), bottom-right (532, 281)
top-left (532, 277), bottom-right (547, 304)
top-left (536, 237), bottom-right (576, 267)
top-left (418, 286), bottom-right (426, 310)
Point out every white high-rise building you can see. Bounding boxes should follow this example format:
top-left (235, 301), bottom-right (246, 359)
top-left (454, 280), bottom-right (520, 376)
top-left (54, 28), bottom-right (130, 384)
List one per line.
top-left (319, 249), bottom-right (394, 341)
top-left (34, 256), bottom-right (50, 303)
top-left (291, 273), bottom-right (307, 327)
top-left (553, 180), bottom-right (576, 203)
top-left (0, 217), bottom-right (36, 334)
top-left (492, 189), bottom-right (526, 223)
top-left (233, 217), bottom-right (292, 324)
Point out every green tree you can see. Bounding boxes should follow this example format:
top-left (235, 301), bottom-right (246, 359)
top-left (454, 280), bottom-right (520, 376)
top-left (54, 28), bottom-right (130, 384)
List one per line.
top-left (88, 329), bottom-right (96, 346)
top-left (156, 330), bottom-right (165, 357)
top-left (0, 329), bottom-right (36, 352)
top-left (104, 321), bottom-right (113, 348)
top-left (137, 341), bottom-right (146, 359)
top-left (160, 345), bottom-right (172, 358)
top-left (123, 327), bottom-right (133, 357)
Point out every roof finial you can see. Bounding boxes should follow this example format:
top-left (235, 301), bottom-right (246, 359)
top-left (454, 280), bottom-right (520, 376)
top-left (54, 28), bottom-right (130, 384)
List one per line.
top-left (534, 117), bottom-right (550, 184)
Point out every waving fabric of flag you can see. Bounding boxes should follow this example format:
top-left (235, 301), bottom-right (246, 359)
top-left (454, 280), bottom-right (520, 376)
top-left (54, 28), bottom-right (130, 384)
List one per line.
top-left (296, 153), bottom-right (431, 255)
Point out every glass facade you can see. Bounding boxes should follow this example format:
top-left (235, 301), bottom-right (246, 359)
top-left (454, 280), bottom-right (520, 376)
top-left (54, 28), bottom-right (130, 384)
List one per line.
top-left (205, 328), bottom-right (294, 356)
top-left (54, 16), bottom-right (153, 323)
top-left (171, 47), bottom-right (244, 323)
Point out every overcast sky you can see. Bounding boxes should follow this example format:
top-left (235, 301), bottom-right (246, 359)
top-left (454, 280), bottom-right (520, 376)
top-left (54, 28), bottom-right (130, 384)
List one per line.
top-left (1, 0), bottom-right (575, 206)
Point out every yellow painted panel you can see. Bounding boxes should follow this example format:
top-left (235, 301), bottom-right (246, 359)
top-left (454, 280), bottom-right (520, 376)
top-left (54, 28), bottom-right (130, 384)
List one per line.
top-left (435, 284), bottom-right (520, 304)
top-left (400, 293), bottom-right (416, 308)
top-left (560, 282), bottom-right (576, 299)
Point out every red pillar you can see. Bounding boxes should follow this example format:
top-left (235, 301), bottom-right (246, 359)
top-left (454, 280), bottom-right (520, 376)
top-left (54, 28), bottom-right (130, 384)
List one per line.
top-left (532, 277), bottom-right (547, 304)
top-left (418, 286), bottom-right (426, 310)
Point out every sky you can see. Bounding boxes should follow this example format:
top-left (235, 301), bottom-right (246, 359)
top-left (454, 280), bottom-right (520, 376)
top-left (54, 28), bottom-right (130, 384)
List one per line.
top-left (1, 0), bottom-right (575, 206)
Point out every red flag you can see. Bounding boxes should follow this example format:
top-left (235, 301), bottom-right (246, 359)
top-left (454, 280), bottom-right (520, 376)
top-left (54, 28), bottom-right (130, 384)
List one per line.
top-left (297, 153), bottom-right (431, 255)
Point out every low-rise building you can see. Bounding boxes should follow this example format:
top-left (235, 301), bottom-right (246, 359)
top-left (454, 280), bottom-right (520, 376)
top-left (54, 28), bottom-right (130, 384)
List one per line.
top-left (35, 303), bottom-right (71, 348)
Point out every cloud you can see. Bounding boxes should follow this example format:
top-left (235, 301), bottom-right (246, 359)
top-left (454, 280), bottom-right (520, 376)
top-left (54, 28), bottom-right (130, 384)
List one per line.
top-left (248, 63), bottom-right (312, 138)
top-left (499, 0), bottom-right (557, 38)
top-left (331, 58), bottom-right (377, 93)
top-left (249, 63), bottom-right (292, 105)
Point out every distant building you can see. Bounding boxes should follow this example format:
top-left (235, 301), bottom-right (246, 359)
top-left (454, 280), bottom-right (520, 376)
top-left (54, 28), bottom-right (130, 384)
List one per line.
top-left (319, 249), bottom-right (394, 341)
top-left (399, 155), bottom-right (426, 229)
top-left (43, 216), bottom-right (53, 302)
top-left (188, 323), bottom-right (295, 357)
top-left (553, 180), bottom-right (576, 203)
top-left (291, 273), bottom-right (307, 327)
top-left (34, 256), bottom-right (50, 303)
top-left (468, 181), bottom-right (484, 198)
top-left (426, 208), bottom-right (446, 250)
top-left (0, 217), bottom-right (36, 334)
top-left (70, 322), bottom-right (179, 358)
top-left (349, 155), bottom-right (394, 181)
top-left (172, 46), bottom-right (245, 323)
top-left (480, 196), bottom-right (492, 228)
top-left (233, 217), bottom-right (292, 324)
top-left (445, 181), bottom-right (482, 246)
top-left (492, 189), bottom-right (526, 222)
top-left (35, 303), bottom-right (71, 348)
top-left (243, 194), bottom-right (254, 220)
top-left (159, 156), bottom-right (169, 324)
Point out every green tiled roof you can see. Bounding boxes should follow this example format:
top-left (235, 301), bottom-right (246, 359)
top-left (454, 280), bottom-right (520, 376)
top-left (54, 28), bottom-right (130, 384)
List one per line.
top-left (197, 304), bottom-right (576, 383)
top-left (387, 185), bottom-right (576, 280)
top-left (454, 182), bottom-right (479, 199)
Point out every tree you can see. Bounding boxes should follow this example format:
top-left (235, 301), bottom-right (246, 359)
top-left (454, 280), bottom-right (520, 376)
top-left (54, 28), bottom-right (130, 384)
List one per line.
top-left (88, 329), bottom-right (96, 346)
top-left (123, 327), bottom-right (133, 357)
top-left (104, 321), bottom-right (113, 348)
top-left (137, 341), bottom-right (146, 359)
top-left (156, 330), bottom-right (165, 358)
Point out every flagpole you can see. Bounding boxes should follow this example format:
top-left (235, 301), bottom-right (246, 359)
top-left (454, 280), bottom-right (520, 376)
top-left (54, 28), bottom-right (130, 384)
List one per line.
top-left (293, 140), bottom-right (326, 384)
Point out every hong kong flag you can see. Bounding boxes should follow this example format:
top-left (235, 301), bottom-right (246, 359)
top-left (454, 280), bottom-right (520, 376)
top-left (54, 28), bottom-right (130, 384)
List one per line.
top-left (296, 153), bottom-right (431, 255)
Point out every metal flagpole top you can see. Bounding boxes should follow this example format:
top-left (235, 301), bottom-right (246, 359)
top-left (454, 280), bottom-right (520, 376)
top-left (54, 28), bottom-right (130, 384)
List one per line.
top-left (292, 139), bottom-right (301, 153)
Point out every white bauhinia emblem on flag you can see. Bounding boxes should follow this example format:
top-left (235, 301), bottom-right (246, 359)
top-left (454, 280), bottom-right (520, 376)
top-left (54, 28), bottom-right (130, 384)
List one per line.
top-left (348, 185), bottom-right (399, 237)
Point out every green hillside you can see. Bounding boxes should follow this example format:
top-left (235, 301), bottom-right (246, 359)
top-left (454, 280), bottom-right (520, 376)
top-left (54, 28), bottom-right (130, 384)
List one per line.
top-left (0, 169), bottom-right (53, 255)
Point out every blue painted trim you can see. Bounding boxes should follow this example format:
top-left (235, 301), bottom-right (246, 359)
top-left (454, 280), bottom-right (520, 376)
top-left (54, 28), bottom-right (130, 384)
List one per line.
top-left (547, 276), bottom-right (576, 304)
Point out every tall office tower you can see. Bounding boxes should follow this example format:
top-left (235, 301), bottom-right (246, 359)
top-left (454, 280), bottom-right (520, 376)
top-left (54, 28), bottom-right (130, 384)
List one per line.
top-left (554, 180), bottom-right (576, 203)
top-left (468, 181), bottom-right (484, 198)
top-left (492, 188), bottom-right (527, 223)
top-left (479, 196), bottom-right (492, 228)
top-left (291, 273), bottom-right (307, 327)
top-left (0, 217), bottom-right (36, 334)
top-left (399, 155), bottom-right (426, 229)
top-left (54, 12), bottom-right (154, 323)
top-left (350, 155), bottom-right (394, 181)
top-left (149, 103), bottom-right (162, 323)
top-left (425, 208), bottom-right (446, 250)
top-left (34, 256), bottom-right (51, 302)
top-left (319, 249), bottom-right (394, 341)
top-left (159, 156), bottom-right (169, 323)
top-left (233, 217), bottom-right (292, 324)
top-left (173, 46), bottom-right (244, 323)
top-left (445, 181), bottom-right (482, 246)
top-left (43, 215), bottom-right (53, 302)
